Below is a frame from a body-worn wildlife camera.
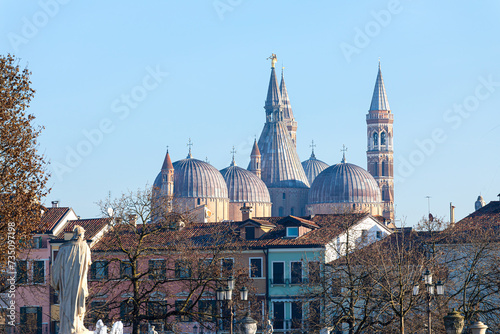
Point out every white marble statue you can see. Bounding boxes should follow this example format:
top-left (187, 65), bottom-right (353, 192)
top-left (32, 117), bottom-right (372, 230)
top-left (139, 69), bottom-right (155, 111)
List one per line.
top-left (51, 225), bottom-right (93, 334)
top-left (94, 319), bottom-right (107, 334)
top-left (148, 325), bottom-right (158, 334)
top-left (110, 321), bottom-right (124, 334)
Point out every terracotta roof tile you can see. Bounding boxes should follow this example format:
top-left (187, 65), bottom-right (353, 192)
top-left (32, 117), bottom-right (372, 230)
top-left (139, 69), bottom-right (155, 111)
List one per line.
top-left (58, 218), bottom-right (111, 240)
top-left (36, 207), bottom-right (71, 233)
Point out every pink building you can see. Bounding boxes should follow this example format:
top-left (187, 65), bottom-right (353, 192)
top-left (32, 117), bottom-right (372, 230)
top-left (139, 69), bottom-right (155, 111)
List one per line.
top-left (4, 201), bottom-right (108, 334)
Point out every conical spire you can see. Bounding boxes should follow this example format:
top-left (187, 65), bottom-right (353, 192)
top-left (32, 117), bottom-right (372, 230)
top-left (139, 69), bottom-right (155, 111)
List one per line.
top-left (280, 67), bottom-right (294, 120)
top-left (264, 54), bottom-right (282, 122)
top-left (265, 67), bottom-right (281, 108)
top-left (369, 61), bottom-right (390, 112)
top-left (250, 139), bottom-right (260, 156)
top-left (161, 149), bottom-right (174, 170)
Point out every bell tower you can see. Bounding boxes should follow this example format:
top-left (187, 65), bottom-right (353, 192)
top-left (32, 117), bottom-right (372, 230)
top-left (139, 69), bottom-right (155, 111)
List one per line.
top-left (366, 62), bottom-right (394, 220)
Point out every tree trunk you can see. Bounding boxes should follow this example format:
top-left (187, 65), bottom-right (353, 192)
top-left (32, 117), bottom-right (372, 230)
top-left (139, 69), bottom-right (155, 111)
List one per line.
top-left (400, 316), bottom-right (405, 334)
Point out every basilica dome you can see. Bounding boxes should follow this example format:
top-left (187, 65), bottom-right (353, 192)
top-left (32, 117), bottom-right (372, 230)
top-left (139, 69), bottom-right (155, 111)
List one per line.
top-left (220, 165), bottom-right (271, 203)
top-left (308, 162), bottom-right (381, 204)
top-left (154, 158), bottom-right (228, 199)
top-left (302, 153), bottom-right (329, 186)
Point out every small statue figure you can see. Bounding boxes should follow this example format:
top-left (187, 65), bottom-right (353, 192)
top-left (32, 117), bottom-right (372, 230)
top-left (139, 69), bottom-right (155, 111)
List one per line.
top-left (148, 325), bottom-right (158, 334)
top-left (109, 321), bottom-right (124, 334)
top-left (264, 319), bottom-right (273, 334)
top-left (94, 319), bottom-right (107, 334)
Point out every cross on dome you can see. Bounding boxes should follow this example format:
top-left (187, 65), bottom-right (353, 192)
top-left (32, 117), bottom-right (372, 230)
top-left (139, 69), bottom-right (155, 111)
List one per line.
top-left (186, 138), bottom-right (193, 159)
top-left (341, 145), bottom-right (348, 163)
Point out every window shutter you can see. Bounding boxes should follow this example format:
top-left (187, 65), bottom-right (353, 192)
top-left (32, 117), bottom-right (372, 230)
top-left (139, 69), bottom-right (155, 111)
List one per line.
top-left (36, 307), bottom-right (42, 334)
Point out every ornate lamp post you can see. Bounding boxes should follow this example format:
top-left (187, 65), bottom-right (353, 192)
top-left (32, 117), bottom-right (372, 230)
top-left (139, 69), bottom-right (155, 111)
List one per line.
top-left (216, 276), bottom-right (248, 334)
top-left (443, 309), bottom-right (464, 334)
top-left (413, 269), bottom-right (444, 334)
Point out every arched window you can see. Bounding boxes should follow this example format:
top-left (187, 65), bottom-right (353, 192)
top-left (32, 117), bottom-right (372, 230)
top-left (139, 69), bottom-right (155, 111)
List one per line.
top-left (373, 132), bottom-right (378, 147)
top-left (381, 161), bottom-right (386, 176)
top-left (381, 132), bottom-right (386, 146)
top-left (197, 198), bottom-right (201, 205)
top-left (278, 207), bottom-right (284, 216)
top-left (290, 207), bottom-right (295, 216)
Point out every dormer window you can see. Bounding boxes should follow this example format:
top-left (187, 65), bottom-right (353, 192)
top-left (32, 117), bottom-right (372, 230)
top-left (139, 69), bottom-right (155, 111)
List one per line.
top-left (245, 226), bottom-right (255, 240)
top-left (286, 227), bottom-right (299, 238)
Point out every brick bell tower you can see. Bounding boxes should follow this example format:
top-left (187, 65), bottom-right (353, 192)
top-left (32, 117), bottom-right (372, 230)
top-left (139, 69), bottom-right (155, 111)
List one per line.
top-left (366, 62), bottom-right (394, 220)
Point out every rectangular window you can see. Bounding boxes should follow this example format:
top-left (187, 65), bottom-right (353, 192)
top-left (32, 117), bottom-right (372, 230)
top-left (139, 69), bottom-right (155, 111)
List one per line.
top-left (175, 300), bottom-right (192, 322)
top-left (17, 261), bottom-right (28, 284)
top-left (308, 301), bottom-right (321, 332)
top-left (286, 227), bottom-right (299, 238)
top-left (175, 260), bottom-right (192, 278)
top-left (291, 301), bottom-right (303, 329)
top-left (147, 301), bottom-right (167, 318)
top-left (32, 236), bottom-right (43, 249)
top-left (33, 260), bottom-right (45, 284)
top-left (120, 301), bottom-right (133, 323)
top-left (198, 300), bottom-right (216, 321)
top-left (250, 258), bottom-right (262, 278)
top-left (88, 302), bottom-right (108, 324)
top-left (245, 226), bottom-right (255, 240)
top-left (361, 229), bottom-right (369, 243)
top-left (331, 276), bottom-right (342, 297)
top-left (376, 231), bottom-right (382, 239)
top-left (308, 261), bottom-right (321, 284)
top-left (20, 306), bottom-right (42, 334)
top-left (91, 261), bottom-right (108, 280)
top-left (222, 258), bottom-right (234, 276)
top-left (282, 192), bottom-right (286, 200)
top-left (273, 302), bottom-right (285, 330)
top-left (272, 262), bottom-right (284, 284)
top-left (120, 261), bottom-right (133, 279)
top-left (149, 259), bottom-right (166, 280)
top-left (291, 262), bottom-right (302, 284)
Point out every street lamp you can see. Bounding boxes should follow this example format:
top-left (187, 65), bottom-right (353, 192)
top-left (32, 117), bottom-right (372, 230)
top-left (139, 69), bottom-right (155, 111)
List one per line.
top-left (413, 269), bottom-right (444, 334)
top-left (216, 278), bottom-right (248, 334)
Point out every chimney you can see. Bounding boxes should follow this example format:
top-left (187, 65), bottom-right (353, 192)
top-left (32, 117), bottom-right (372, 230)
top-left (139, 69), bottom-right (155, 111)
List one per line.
top-left (129, 214), bottom-right (138, 227)
top-left (450, 202), bottom-right (455, 225)
top-left (240, 205), bottom-right (253, 221)
top-left (51, 201), bottom-right (59, 208)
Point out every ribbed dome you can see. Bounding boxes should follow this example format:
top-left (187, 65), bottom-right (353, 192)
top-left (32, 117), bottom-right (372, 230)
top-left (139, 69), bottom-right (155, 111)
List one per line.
top-left (309, 162), bottom-right (381, 204)
top-left (220, 165), bottom-right (271, 203)
top-left (302, 155), bottom-right (329, 185)
top-left (154, 158), bottom-right (228, 199)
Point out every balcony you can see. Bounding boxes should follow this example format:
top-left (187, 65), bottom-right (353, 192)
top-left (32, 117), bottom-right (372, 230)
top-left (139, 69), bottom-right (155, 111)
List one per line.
top-left (366, 113), bottom-right (393, 120)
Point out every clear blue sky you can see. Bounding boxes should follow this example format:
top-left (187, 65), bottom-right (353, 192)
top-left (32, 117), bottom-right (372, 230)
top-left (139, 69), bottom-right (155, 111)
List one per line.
top-left (1, 1), bottom-right (499, 226)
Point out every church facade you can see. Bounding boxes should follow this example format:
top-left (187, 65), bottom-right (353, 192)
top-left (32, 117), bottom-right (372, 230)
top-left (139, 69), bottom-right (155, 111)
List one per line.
top-left (154, 55), bottom-right (395, 222)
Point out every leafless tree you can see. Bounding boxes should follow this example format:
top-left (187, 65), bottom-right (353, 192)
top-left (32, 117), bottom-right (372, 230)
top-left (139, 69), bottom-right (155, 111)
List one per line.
top-left (87, 187), bottom-right (250, 334)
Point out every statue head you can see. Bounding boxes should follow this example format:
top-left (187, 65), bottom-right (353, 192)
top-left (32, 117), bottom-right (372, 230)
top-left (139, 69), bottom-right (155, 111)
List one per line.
top-left (72, 225), bottom-right (85, 241)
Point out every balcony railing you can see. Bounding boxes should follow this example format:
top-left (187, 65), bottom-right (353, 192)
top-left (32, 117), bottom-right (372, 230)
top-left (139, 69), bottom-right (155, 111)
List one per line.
top-left (366, 113), bottom-right (393, 120)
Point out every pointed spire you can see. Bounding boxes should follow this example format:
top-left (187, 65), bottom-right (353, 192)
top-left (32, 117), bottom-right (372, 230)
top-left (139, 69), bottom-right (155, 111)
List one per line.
top-left (186, 138), bottom-right (193, 159)
top-left (369, 61), bottom-right (390, 112)
top-left (265, 66), bottom-right (281, 108)
top-left (250, 139), bottom-right (261, 156)
top-left (309, 140), bottom-right (317, 159)
top-left (230, 146), bottom-right (237, 166)
top-left (280, 67), bottom-right (294, 120)
top-left (341, 145), bottom-right (348, 163)
top-left (161, 148), bottom-right (174, 170)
